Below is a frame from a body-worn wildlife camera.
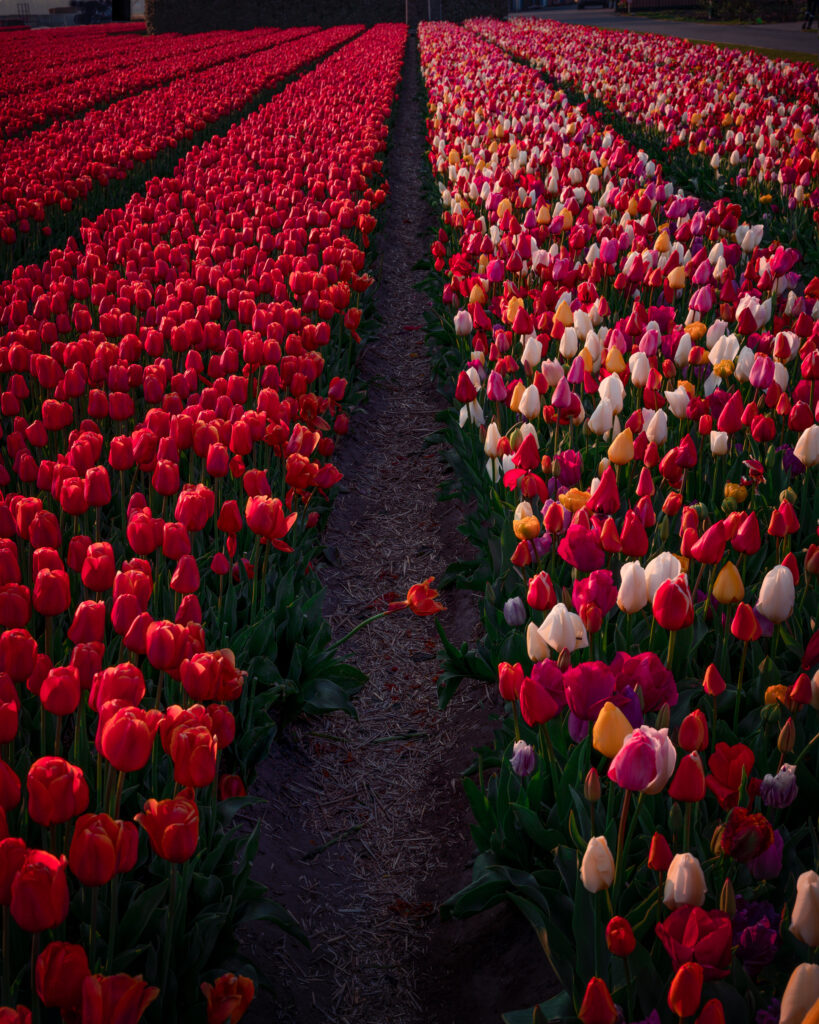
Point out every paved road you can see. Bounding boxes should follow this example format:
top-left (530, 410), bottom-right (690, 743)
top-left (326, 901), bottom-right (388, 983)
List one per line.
top-left (509, 8), bottom-right (819, 57)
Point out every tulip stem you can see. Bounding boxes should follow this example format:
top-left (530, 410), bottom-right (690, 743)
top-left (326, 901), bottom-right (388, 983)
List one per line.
top-left (326, 610), bottom-right (391, 654)
top-left (512, 703), bottom-right (521, 742)
top-left (666, 629), bottom-right (677, 672)
top-left (162, 863), bottom-right (178, 1002)
top-left (30, 934), bottom-right (40, 1024)
top-left (613, 789), bottom-right (632, 901)
top-left (106, 876), bottom-right (120, 974)
top-left (112, 770), bottom-right (125, 819)
top-left (733, 641), bottom-right (749, 732)
top-left (1, 908), bottom-right (9, 1005)
top-left (683, 802), bottom-right (692, 853)
top-left (89, 887), bottom-right (99, 968)
top-left (794, 729), bottom-right (819, 767)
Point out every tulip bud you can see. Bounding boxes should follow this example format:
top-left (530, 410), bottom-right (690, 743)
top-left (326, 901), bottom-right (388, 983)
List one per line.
top-left (577, 977), bottom-right (617, 1024)
top-left (605, 915), bottom-right (636, 957)
top-left (781, 964), bottom-right (819, 1024)
top-left (668, 802), bottom-right (683, 835)
top-left (584, 767), bottom-right (601, 803)
top-left (719, 877), bottom-right (736, 917)
top-left (654, 702), bottom-right (670, 730)
top-left (592, 702), bottom-right (632, 759)
top-left (790, 870), bottom-right (819, 947)
top-left (502, 597), bottom-right (527, 627)
top-left (778, 716), bottom-right (796, 753)
top-left (695, 999), bottom-right (726, 1024)
top-left (580, 836), bottom-right (615, 893)
top-left (667, 962), bottom-right (704, 1018)
top-left (710, 824), bottom-right (725, 855)
top-left (702, 663), bottom-right (726, 696)
top-left (648, 832), bottom-right (673, 872)
top-left (556, 647), bottom-right (571, 672)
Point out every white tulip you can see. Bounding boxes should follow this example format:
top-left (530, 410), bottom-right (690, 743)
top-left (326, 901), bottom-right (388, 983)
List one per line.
top-left (537, 603), bottom-right (588, 653)
top-left (645, 552), bottom-right (683, 601)
top-left (756, 564), bottom-right (795, 623)
top-left (794, 424), bottom-right (819, 467)
top-left (617, 562), bottom-right (648, 613)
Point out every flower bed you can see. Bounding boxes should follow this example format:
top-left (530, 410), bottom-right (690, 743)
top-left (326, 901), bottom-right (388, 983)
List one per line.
top-left (420, 20), bottom-right (818, 1024)
top-left (0, 22), bottom-right (405, 1022)
top-left (468, 17), bottom-right (819, 240)
top-left (0, 25), bottom-right (361, 276)
top-left (0, 26), bottom-right (315, 141)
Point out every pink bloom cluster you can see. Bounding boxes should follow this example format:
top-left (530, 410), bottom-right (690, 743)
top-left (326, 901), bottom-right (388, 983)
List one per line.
top-left (422, 19), bottom-right (818, 1024)
top-left (470, 16), bottom-right (819, 221)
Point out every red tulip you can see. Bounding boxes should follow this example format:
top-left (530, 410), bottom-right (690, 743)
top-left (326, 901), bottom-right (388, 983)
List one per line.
top-left (36, 941), bottom-right (90, 1009)
top-left (136, 788), bottom-right (199, 863)
top-left (10, 849), bottom-right (70, 932)
top-left (27, 757), bottom-right (89, 826)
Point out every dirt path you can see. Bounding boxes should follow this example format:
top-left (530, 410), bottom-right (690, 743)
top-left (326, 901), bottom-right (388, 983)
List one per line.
top-left (241, 33), bottom-right (549, 1024)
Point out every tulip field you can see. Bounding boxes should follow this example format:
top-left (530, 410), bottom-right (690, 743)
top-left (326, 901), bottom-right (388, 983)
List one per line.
top-left (420, 15), bottom-right (819, 1024)
top-left (0, 10), bottom-right (818, 1024)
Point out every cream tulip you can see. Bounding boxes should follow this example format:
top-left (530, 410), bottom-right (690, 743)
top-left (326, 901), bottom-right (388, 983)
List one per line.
top-left (790, 871), bottom-right (819, 947)
top-left (756, 564), bottom-right (796, 623)
top-left (795, 425), bottom-right (819, 467)
top-left (645, 552), bottom-right (684, 601)
top-left (580, 835), bottom-right (615, 893)
top-left (588, 398), bottom-right (614, 436)
top-left (645, 408), bottom-right (668, 445)
top-left (484, 422), bottom-right (500, 458)
top-left (598, 374), bottom-right (624, 413)
top-left (518, 384), bottom-right (541, 421)
top-left (710, 430), bottom-right (729, 456)
top-left (526, 621), bottom-right (549, 662)
top-left (663, 853), bottom-right (707, 909)
top-left (664, 386), bottom-right (691, 419)
top-left (617, 561), bottom-right (648, 613)
top-left (537, 603), bottom-right (588, 653)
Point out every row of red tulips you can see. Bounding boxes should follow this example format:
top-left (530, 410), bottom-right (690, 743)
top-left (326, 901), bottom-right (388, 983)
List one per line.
top-left (420, 20), bottom-right (818, 1024)
top-left (468, 17), bottom-right (819, 231)
top-left (0, 21), bottom-right (406, 1024)
top-left (0, 26), bottom-right (317, 141)
top-left (0, 25), bottom-right (361, 276)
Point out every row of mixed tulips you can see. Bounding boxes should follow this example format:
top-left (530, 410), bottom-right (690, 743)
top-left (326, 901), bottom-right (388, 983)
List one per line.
top-left (467, 17), bottom-right (819, 236)
top-left (419, 19), bottom-right (819, 1024)
top-left (0, 21), bottom-right (406, 1023)
top-left (0, 24), bottom-right (361, 276)
top-left (0, 26), bottom-right (317, 142)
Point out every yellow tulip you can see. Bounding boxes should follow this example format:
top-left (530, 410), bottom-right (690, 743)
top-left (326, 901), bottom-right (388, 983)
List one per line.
top-left (712, 561), bottom-right (744, 604)
top-left (555, 300), bottom-right (573, 327)
top-left (468, 284), bottom-right (486, 305)
top-left (724, 482), bottom-right (748, 504)
top-left (579, 347), bottom-right (594, 373)
top-left (592, 702), bottom-right (633, 759)
top-left (803, 998), bottom-right (819, 1024)
top-left (764, 685), bottom-right (790, 706)
top-left (607, 428), bottom-right (634, 466)
top-left (687, 321), bottom-right (707, 343)
top-left (536, 205), bottom-right (550, 225)
top-left (559, 488), bottom-right (590, 512)
top-left (605, 347), bottom-right (627, 374)
top-left (509, 381), bottom-right (525, 414)
top-left (512, 515), bottom-right (541, 541)
top-left (654, 230), bottom-right (671, 253)
top-left (667, 266), bottom-right (687, 290)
